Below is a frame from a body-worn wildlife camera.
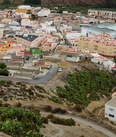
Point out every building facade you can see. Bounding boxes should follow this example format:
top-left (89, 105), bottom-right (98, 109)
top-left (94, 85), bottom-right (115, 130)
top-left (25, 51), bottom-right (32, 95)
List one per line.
top-left (15, 34), bottom-right (47, 47)
top-left (78, 33), bottom-right (116, 57)
top-left (88, 9), bottom-right (116, 20)
top-left (105, 97), bottom-right (116, 122)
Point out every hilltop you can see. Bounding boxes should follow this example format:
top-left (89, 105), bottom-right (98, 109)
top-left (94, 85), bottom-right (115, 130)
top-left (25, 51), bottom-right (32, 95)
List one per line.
top-left (41, 0), bottom-right (104, 6)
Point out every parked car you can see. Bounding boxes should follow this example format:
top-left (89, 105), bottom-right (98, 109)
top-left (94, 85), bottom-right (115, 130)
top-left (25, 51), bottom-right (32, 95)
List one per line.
top-left (57, 67), bottom-right (62, 72)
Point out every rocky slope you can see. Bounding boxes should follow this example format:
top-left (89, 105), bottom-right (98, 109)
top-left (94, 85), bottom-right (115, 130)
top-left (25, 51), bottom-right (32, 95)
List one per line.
top-left (41, 0), bottom-right (105, 6)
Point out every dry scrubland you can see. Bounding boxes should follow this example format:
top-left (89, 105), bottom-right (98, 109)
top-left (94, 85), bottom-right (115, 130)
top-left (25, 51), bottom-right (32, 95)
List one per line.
top-left (0, 61), bottom-right (116, 137)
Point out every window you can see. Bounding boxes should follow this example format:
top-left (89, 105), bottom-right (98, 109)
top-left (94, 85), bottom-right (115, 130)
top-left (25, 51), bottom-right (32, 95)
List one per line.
top-left (109, 108), bottom-right (114, 111)
top-left (109, 114), bottom-right (114, 118)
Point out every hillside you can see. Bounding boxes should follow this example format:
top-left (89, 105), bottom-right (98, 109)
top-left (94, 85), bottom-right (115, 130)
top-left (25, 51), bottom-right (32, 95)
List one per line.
top-left (41, 0), bottom-right (105, 6)
top-left (0, 0), bottom-right (106, 6)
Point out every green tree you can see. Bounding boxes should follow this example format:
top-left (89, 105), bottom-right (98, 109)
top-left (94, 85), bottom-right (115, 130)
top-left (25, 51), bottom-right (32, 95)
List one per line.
top-left (0, 62), bottom-right (6, 69)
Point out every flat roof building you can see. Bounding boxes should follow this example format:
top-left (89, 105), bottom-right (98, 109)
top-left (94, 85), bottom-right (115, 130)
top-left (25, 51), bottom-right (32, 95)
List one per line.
top-left (105, 97), bottom-right (116, 121)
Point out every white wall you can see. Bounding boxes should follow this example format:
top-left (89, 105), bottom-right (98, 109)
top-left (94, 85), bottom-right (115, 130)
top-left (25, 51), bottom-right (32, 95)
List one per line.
top-left (21, 19), bottom-right (31, 26)
top-left (105, 104), bottom-right (116, 121)
top-left (18, 5), bottom-right (31, 10)
top-left (38, 9), bottom-right (50, 17)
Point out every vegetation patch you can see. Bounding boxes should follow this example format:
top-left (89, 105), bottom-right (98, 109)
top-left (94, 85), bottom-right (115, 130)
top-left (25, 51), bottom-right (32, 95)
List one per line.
top-left (56, 70), bottom-right (116, 107)
top-left (52, 107), bottom-right (67, 114)
top-left (0, 62), bottom-right (9, 76)
top-left (49, 96), bottom-right (63, 104)
top-left (0, 107), bottom-right (43, 137)
top-left (50, 116), bottom-right (75, 126)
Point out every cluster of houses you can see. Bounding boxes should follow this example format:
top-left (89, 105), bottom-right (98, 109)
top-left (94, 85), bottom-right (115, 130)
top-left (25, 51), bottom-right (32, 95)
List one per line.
top-left (0, 5), bottom-right (115, 72)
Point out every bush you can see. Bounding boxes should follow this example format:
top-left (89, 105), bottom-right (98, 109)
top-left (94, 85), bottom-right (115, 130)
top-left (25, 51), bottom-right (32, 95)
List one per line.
top-left (35, 85), bottom-right (46, 93)
top-left (44, 105), bottom-right (52, 112)
top-left (0, 62), bottom-right (6, 69)
top-left (46, 114), bottom-right (54, 119)
top-left (2, 103), bottom-right (10, 107)
top-left (0, 107), bottom-right (43, 137)
top-left (51, 117), bottom-right (75, 126)
top-left (73, 105), bottom-right (83, 113)
top-left (0, 69), bottom-right (9, 76)
top-left (41, 117), bottom-right (48, 124)
top-left (36, 93), bottom-right (44, 98)
top-left (15, 102), bottom-right (22, 107)
top-left (52, 107), bottom-right (67, 114)
top-left (49, 97), bottom-right (63, 104)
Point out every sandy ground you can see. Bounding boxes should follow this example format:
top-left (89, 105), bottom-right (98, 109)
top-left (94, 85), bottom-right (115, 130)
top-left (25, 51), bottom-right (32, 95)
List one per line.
top-left (41, 122), bottom-right (108, 137)
top-left (0, 132), bottom-right (10, 137)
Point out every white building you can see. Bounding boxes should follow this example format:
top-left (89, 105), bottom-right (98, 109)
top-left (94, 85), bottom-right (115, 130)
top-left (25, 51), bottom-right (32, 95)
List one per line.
top-left (105, 97), bottom-right (116, 122)
top-left (88, 9), bottom-right (116, 20)
top-left (38, 9), bottom-right (50, 17)
top-left (18, 5), bottom-right (31, 10)
top-left (21, 19), bottom-right (31, 26)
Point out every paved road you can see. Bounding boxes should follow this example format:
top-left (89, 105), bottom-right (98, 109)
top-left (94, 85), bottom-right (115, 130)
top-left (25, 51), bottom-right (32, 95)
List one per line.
top-left (0, 63), bottom-right (58, 84)
top-left (41, 112), bottom-right (116, 137)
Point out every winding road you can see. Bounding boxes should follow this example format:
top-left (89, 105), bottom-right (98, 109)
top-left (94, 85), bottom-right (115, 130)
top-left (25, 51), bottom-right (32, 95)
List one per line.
top-left (41, 112), bottom-right (116, 137)
top-left (0, 63), bottom-right (58, 84)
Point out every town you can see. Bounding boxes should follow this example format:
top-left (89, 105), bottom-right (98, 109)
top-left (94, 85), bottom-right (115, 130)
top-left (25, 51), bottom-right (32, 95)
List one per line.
top-left (0, 4), bottom-right (116, 137)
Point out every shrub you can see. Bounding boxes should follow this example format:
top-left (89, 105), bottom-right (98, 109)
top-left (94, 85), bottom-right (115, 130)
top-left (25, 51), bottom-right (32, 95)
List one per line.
top-left (46, 114), bottom-right (54, 119)
top-left (15, 102), bottom-right (22, 107)
top-left (36, 93), bottom-right (44, 98)
top-left (49, 97), bottom-right (63, 104)
top-left (52, 107), bottom-right (67, 114)
top-left (2, 103), bottom-right (10, 107)
top-left (35, 85), bottom-right (46, 93)
top-left (2, 96), bottom-right (8, 101)
top-left (0, 69), bottom-right (9, 76)
top-left (41, 117), bottom-right (48, 124)
top-left (0, 107), bottom-right (43, 137)
top-left (73, 105), bottom-right (83, 113)
top-left (44, 105), bottom-right (52, 112)
top-left (51, 117), bottom-right (75, 126)
top-left (0, 62), bottom-right (6, 69)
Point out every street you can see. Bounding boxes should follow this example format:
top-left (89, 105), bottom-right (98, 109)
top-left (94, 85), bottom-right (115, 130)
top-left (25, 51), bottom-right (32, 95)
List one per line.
top-left (0, 63), bottom-right (58, 84)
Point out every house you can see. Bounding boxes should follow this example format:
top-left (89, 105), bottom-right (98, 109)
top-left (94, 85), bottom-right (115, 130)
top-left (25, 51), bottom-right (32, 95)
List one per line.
top-left (15, 9), bottom-right (28, 14)
top-left (64, 30), bottom-right (87, 46)
top-left (18, 5), bottom-right (31, 10)
top-left (62, 47), bottom-right (79, 62)
top-left (0, 43), bottom-right (12, 54)
top-left (78, 33), bottom-right (116, 57)
top-left (38, 9), bottom-right (50, 17)
top-left (105, 97), bottom-right (116, 122)
top-left (15, 34), bottom-right (47, 47)
top-left (21, 19), bottom-right (31, 26)
top-left (88, 9), bottom-right (116, 20)
top-left (40, 36), bottom-right (58, 52)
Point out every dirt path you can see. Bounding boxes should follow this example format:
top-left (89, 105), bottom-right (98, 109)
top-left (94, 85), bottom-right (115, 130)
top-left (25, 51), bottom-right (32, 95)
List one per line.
top-left (49, 122), bottom-right (64, 137)
top-left (41, 112), bottom-right (116, 137)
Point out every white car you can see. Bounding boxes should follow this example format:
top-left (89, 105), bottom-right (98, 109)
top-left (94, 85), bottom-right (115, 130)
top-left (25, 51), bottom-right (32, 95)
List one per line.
top-left (58, 67), bottom-right (62, 72)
